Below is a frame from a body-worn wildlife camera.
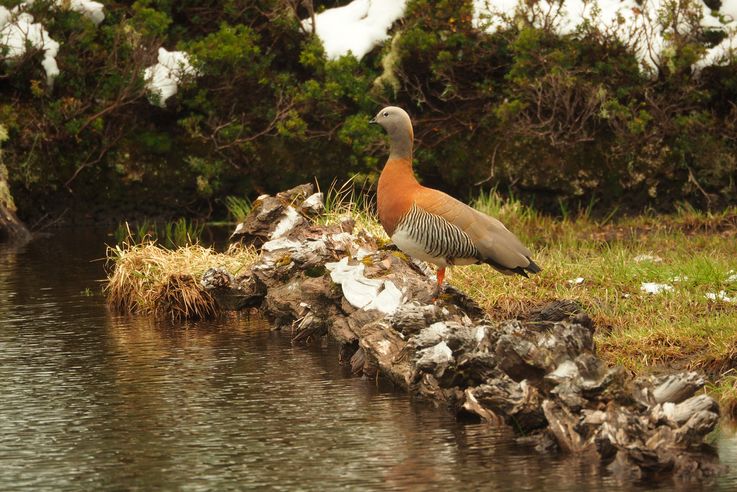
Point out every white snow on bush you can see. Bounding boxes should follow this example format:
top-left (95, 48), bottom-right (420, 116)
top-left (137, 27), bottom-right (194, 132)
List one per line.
top-left (143, 48), bottom-right (198, 107)
top-left (0, 10), bottom-right (60, 85)
top-left (0, 7), bottom-right (10, 28)
top-left (472, 0), bottom-right (737, 73)
top-left (24, 0), bottom-right (105, 25)
top-left (301, 0), bottom-right (407, 60)
top-left (69, 0), bottom-right (104, 25)
top-left (640, 282), bottom-right (674, 294)
top-left (1, 1), bottom-right (105, 86)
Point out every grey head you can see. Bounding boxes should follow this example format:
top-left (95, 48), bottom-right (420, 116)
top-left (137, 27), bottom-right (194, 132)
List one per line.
top-left (370, 106), bottom-right (414, 159)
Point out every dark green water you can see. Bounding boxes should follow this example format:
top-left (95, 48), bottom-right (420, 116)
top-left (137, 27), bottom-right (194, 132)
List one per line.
top-left (1, 229), bottom-right (736, 491)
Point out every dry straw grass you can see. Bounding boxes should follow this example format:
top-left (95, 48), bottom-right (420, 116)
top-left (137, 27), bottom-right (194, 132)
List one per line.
top-left (105, 240), bottom-right (258, 321)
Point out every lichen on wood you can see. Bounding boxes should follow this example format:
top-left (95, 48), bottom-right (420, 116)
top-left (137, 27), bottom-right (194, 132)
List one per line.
top-left (0, 126), bottom-right (30, 244)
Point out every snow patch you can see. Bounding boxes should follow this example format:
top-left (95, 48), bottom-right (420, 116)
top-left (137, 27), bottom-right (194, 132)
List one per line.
top-left (364, 280), bottom-right (402, 314)
top-left (302, 0), bottom-right (407, 60)
top-left (705, 291), bottom-right (735, 303)
top-left (472, 0), bottom-right (737, 73)
top-left (325, 257), bottom-right (403, 314)
top-left (0, 10), bottom-right (60, 85)
top-left (355, 247), bottom-right (373, 260)
top-left (640, 282), bottom-right (674, 294)
top-left (23, 0), bottom-right (105, 24)
top-left (67, 0), bottom-right (105, 25)
top-left (143, 48), bottom-right (198, 107)
top-left (1, 1), bottom-right (106, 86)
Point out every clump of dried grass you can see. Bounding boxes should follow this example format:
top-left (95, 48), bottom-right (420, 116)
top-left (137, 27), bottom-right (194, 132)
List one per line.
top-left (105, 240), bottom-right (258, 321)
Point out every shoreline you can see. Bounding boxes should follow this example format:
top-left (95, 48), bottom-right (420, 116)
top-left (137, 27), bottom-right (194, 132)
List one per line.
top-left (106, 184), bottom-right (728, 481)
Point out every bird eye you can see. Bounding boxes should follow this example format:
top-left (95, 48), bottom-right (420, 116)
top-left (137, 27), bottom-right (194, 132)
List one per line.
top-left (383, 111), bottom-right (389, 117)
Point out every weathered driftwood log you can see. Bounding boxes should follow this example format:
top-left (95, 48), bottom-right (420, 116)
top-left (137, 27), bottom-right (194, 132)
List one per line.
top-left (202, 185), bottom-right (723, 481)
top-left (0, 165), bottom-right (30, 244)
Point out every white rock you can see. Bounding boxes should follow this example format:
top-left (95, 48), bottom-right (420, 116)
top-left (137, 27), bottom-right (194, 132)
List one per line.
top-left (416, 341), bottom-right (453, 367)
top-left (327, 232), bottom-right (354, 250)
top-left (640, 282), bottom-right (674, 294)
top-left (549, 360), bottom-right (579, 380)
top-left (300, 192), bottom-right (325, 215)
top-left (270, 206), bottom-right (303, 239)
top-left (567, 277), bottom-right (584, 285)
top-left (414, 322), bottom-right (451, 348)
top-left (261, 237), bottom-right (302, 252)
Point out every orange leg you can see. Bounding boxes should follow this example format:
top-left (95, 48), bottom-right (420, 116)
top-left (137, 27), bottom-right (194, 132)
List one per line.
top-left (433, 267), bottom-right (446, 301)
top-left (436, 267), bottom-right (446, 287)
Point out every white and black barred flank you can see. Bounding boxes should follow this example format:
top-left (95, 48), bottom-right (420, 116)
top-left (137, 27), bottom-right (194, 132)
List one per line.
top-left (396, 203), bottom-right (480, 262)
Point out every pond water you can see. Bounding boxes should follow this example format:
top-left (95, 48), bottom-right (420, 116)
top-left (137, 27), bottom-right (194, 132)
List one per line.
top-left (1, 228), bottom-right (737, 491)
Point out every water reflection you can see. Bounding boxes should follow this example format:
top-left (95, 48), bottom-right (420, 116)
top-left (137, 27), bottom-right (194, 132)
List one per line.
top-left (0, 230), bottom-right (736, 491)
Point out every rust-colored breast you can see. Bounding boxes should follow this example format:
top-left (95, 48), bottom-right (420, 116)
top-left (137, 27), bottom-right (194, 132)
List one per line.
top-left (377, 158), bottom-right (420, 236)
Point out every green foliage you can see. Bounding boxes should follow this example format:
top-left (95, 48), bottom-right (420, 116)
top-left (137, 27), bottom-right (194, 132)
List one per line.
top-left (390, 0), bottom-right (737, 211)
top-left (2, 0), bottom-right (736, 222)
top-left (130, 1), bottom-right (173, 39)
top-left (186, 156), bottom-right (224, 198)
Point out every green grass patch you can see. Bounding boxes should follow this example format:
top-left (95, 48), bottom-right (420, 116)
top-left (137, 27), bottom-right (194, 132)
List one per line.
top-left (447, 196), bottom-right (737, 414)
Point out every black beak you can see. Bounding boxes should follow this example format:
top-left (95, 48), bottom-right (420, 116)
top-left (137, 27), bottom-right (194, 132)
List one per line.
top-left (369, 117), bottom-right (377, 124)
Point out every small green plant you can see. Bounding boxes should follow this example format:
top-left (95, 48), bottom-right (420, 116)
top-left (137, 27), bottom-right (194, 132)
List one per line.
top-left (317, 178), bottom-right (385, 237)
top-left (224, 195), bottom-right (252, 222)
top-left (114, 218), bottom-right (203, 249)
top-left (161, 218), bottom-right (204, 249)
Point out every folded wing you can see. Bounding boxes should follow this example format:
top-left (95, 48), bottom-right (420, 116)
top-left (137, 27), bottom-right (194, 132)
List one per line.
top-left (415, 188), bottom-right (540, 276)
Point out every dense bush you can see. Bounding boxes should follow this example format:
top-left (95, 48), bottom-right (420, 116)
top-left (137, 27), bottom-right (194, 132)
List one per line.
top-left (0, 0), bottom-right (735, 222)
top-left (392, 0), bottom-right (737, 210)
